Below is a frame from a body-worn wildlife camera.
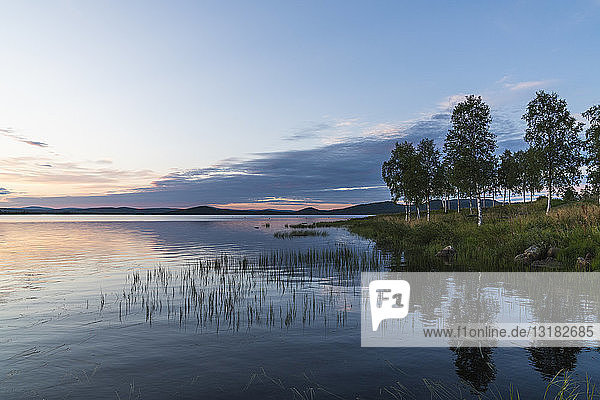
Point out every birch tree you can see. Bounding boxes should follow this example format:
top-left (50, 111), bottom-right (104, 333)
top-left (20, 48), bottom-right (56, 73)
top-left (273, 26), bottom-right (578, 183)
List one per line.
top-left (524, 147), bottom-right (543, 202)
top-left (382, 141), bottom-right (426, 221)
top-left (417, 138), bottom-right (441, 221)
top-left (583, 105), bottom-right (600, 204)
top-left (382, 142), bottom-right (413, 221)
top-left (444, 95), bottom-right (497, 226)
top-left (522, 91), bottom-right (584, 214)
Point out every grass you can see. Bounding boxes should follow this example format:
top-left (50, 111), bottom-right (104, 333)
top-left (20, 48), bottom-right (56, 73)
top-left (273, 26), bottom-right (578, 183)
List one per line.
top-left (274, 229), bottom-right (328, 238)
top-left (242, 366), bottom-right (598, 400)
top-left (116, 247), bottom-right (385, 331)
top-left (318, 198), bottom-right (600, 271)
top-left (287, 222), bottom-right (320, 229)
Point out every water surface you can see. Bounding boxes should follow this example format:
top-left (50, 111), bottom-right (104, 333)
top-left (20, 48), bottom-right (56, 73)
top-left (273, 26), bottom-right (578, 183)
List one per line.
top-left (1, 215), bottom-right (598, 399)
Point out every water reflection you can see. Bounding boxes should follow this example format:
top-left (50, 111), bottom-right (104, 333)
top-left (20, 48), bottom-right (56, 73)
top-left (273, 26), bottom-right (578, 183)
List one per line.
top-left (0, 216), bottom-right (598, 399)
top-left (0, 216), bottom-right (367, 300)
top-left (451, 347), bottom-right (497, 393)
top-left (527, 347), bottom-right (582, 380)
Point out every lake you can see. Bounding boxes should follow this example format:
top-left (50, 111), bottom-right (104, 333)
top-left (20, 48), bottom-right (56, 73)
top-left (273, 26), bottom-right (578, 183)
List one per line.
top-left (0, 215), bottom-right (598, 399)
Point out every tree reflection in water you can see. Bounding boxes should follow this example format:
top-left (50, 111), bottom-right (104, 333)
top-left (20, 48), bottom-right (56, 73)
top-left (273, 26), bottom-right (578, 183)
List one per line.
top-left (450, 347), bottom-right (497, 393)
top-left (527, 347), bottom-right (581, 380)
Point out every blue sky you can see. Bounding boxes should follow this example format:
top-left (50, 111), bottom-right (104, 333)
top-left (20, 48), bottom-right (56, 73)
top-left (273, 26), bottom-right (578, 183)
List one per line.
top-left (0, 1), bottom-right (599, 208)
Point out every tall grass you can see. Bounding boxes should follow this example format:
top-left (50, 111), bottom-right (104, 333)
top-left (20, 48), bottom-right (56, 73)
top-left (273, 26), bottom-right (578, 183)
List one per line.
top-left (274, 230), bottom-right (328, 239)
top-left (114, 247), bottom-right (386, 332)
top-left (242, 366), bottom-right (599, 399)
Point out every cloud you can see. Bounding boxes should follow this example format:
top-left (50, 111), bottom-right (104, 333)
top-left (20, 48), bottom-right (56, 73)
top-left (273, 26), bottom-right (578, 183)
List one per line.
top-left (0, 157), bottom-right (158, 199)
top-left (438, 94), bottom-right (468, 111)
top-left (321, 185), bottom-right (387, 192)
top-left (0, 128), bottom-right (48, 148)
top-left (283, 118), bottom-right (361, 141)
top-left (0, 188), bottom-right (11, 195)
top-left (284, 122), bottom-right (334, 140)
top-left (1, 113), bottom-right (457, 208)
top-left (503, 80), bottom-right (554, 91)
top-left (0, 101), bottom-right (527, 209)
top-left (255, 197), bottom-right (309, 203)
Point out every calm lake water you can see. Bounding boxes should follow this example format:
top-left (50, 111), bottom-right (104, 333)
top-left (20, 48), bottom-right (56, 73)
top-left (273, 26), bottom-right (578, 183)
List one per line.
top-left (1, 215), bottom-right (599, 399)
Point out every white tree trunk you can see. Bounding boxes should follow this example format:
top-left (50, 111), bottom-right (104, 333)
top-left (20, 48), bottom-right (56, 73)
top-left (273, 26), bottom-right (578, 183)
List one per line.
top-left (457, 196), bottom-right (460, 213)
top-left (426, 199), bottom-right (430, 222)
top-left (477, 195), bottom-right (482, 226)
top-left (546, 187), bottom-right (551, 214)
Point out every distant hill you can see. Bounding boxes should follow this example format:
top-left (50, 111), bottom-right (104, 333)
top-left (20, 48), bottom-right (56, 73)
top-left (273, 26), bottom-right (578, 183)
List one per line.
top-left (0, 206), bottom-right (177, 215)
top-left (0, 199), bottom-right (500, 216)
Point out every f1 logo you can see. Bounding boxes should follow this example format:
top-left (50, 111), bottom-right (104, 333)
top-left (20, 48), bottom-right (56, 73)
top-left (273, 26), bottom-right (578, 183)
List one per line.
top-left (369, 280), bottom-right (410, 331)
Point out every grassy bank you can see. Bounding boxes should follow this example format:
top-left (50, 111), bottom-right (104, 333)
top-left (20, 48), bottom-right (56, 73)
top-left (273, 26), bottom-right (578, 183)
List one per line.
top-left (320, 198), bottom-right (600, 270)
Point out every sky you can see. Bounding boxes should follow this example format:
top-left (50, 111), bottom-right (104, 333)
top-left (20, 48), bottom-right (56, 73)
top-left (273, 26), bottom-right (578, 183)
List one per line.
top-left (0, 0), bottom-right (599, 209)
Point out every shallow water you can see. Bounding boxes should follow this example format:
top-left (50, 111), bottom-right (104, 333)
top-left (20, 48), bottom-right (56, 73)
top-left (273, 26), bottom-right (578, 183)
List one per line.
top-left (0, 215), bottom-right (599, 399)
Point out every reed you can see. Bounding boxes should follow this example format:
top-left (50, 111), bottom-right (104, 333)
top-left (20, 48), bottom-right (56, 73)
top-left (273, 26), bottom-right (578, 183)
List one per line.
top-left (113, 247), bottom-right (385, 332)
top-left (274, 230), bottom-right (328, 239)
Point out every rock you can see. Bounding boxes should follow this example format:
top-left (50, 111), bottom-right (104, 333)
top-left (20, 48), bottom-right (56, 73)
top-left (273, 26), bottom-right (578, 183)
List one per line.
top-left (523, 245), bottom-right (544, 261)
top-left (436, 245), bottom-right (456, 258)
top-left (576, 253), bottom-right (593, 270)
top-left (576, 257), bottom-right (590, 270)
top-left (531, 257), bottom-right (561, 268)
top-left (515, 244), bottom-right (546, 265)
top-left (514, 253), bottom-right (532, 264)
top-left (546, 247), bottom-right (560, 258)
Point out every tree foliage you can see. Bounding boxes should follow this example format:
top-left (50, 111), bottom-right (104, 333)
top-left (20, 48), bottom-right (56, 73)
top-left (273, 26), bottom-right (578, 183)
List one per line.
top-left (444, 95), bottom-right (497, 225)
top-left (380, 91), bottom-right (596, 225)
top-left (498, 149), bottom-right (518, 202)
top-left (583, 105), bottom-right (600, 202)
top-left (382, 139), bottom-right (442, 220)
top-left (522, 91), bottom-right (584, 213)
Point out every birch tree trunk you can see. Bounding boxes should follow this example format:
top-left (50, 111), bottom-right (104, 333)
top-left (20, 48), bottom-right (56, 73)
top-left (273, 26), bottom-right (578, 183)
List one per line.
top-left (477, 195), bottom-right (482, 226)
top-left (426, 198), bottom-right (430, 222)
